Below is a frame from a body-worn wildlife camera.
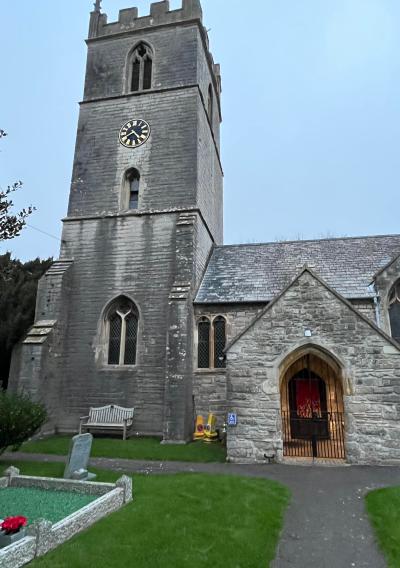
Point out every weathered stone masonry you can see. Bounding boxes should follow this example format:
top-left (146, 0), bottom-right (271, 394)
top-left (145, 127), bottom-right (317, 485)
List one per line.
top-left (226, 269), bottom-right (400, 464)
top-left (9, 0), bottom-right (223, 442)
top-left (8, 1), bottom-right (400, 464)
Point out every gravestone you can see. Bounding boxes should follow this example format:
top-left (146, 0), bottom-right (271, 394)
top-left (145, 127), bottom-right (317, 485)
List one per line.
top-left (63, 433), bottom-right (96, 481)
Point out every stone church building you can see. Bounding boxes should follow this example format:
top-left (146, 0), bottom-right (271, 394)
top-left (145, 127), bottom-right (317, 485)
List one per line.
top-left (10, 0), bottom-right (400, 464)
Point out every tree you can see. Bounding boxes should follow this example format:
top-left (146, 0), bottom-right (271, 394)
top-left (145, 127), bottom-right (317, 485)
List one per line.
top-left (0, 253), bottom-right (53, 389)
top-left (0, 129), bottom-right (35, 241)
top-left (0, 390), bottom-right (47, 455)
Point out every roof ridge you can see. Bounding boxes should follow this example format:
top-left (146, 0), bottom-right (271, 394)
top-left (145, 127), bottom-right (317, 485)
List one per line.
top-left (217, 233), bottom-right (400, 249)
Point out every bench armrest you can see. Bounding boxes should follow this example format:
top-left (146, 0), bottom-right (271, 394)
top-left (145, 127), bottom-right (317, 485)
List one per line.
top-left (79, 415), bottom-right (90, 435)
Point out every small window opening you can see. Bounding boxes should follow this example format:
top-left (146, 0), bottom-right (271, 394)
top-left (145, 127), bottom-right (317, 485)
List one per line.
top-left (126, 168), bottom-right (140, 210)
top-left (129, 43), bottom-right (153, 92)
top-left (389, 281), bottom-right (400, 342)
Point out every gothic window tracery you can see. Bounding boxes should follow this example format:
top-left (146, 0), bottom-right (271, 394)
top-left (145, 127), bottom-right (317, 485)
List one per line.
top-left (107, 298), bottom-right (139, 365)
top-left (389, 281), bottom-right (400, 342)
top-left (197, 315), bottom-right (226, 369)
top-left (129, 43), bottom-right (153, 92)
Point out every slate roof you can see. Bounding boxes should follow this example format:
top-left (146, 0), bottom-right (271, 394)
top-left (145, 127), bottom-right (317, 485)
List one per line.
top-left (195, 234), bottom-right (400, 304)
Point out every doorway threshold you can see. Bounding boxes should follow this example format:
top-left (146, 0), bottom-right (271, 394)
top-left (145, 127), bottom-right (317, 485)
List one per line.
top-left (282, 457), bottom-right (348, 467)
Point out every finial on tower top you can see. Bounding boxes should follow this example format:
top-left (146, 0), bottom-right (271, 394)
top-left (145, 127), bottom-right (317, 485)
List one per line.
top-left (94, 0), bottom-right (101, 12)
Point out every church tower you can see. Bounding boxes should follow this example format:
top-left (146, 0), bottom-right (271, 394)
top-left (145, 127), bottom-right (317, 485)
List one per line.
top-left (9, 0), bottom-right (223, 442)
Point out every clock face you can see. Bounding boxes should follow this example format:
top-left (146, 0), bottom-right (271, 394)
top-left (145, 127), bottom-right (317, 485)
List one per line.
top-left (119, 119), bottom-right (150, 148)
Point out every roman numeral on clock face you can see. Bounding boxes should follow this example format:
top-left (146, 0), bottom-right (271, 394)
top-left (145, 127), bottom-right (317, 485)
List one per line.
top-left (119, 119), bottom-right (151, 149)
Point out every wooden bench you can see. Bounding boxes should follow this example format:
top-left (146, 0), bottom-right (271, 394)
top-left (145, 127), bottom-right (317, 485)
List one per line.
top-left (79, 404), bottom-right (135, 440)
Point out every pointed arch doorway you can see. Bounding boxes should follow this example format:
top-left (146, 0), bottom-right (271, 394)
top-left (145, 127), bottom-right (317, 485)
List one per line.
top-left (280, 350), bottom-right (345, 460)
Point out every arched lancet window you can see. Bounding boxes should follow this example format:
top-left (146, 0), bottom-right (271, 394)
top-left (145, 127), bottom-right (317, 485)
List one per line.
top-left (120, 168), bottom-right (140, 211)
top-left (198, 317), bottom-right (210, 369)
top-left (124, 168), bottom-right (140, 210)
top-left (389, 281), bottom-right (400, 342)
top-left (207, 84), bottom-right (213, 123)
top-left (129, 43), bottom-right (153, 92)
top-left (213, 316), bottom-right (226, 368)
top-left (107, 297), bottom-right (139, 365)
top-left (197, 315), bottom-right (226, 369)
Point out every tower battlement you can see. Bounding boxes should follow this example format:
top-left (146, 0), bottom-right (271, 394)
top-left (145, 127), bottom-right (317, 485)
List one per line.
top-left (88, 0), bottom-right (220, 91)
top-left (89, 0), bottom-right (202, 39)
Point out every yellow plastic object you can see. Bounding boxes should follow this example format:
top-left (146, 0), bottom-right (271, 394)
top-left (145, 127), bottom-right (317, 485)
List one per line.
top-left (204, 413), bottom-right (218, 442)
top-left (193, 415), bottom-right (205, 439)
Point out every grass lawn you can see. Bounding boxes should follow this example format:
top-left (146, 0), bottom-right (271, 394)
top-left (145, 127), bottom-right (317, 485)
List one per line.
top-left (0, 461), bottom-right (289, 568)
top-left (20, 435), bottom-right (226, 463)
top-left (366, 486), bottom-right (400, 568)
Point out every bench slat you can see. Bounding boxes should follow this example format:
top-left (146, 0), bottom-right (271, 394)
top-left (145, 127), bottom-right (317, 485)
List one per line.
top-left (87, 404), bottom-right (134, 426)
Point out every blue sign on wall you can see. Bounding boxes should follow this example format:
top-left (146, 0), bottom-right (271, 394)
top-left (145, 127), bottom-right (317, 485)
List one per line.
top-left (227, 412), bottom-right (237, 426)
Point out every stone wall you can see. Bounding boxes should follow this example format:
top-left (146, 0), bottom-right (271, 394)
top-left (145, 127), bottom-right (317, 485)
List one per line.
top-left (226, 269), bottom-right (400, 465)
top-left (192, 370), bottom-right (227, 423)
top-left (350, 299), bottom-right (376, 323)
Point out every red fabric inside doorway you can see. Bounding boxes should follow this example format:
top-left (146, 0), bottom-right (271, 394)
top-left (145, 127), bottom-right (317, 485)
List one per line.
top-left (296, 379), bottom-right (321, 418)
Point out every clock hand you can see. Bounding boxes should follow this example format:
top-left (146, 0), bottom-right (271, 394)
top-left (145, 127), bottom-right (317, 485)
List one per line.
top-left (128, 128), bottom-right (140, 140)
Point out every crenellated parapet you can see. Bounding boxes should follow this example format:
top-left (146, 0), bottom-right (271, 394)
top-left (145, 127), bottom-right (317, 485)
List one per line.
top-left (88, 0), bottom-right (221, 93)
top-left (89, 0), bottom-right (202, 39)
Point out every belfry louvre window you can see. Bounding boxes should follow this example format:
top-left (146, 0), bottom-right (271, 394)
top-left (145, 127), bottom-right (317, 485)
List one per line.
top-left (107, 298), bottom-right (139, 365)
top-left (129, 43), bottom-right (153, 92)
top-left (389, 281), bottom-right (400, 342)
top-left (197, 316), bottom-right (226, 369)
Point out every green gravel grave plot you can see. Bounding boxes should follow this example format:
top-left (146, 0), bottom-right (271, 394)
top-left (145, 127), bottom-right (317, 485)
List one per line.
top-left (0, 487), bottom-right (97, 524)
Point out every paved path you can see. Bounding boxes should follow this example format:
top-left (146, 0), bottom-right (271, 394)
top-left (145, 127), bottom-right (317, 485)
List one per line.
top-left (3, 452), bottom-right (400, 567)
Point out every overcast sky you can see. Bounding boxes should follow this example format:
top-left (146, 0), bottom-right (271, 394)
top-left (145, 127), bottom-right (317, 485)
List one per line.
top-left (1, 0), bottom-right (399, 261)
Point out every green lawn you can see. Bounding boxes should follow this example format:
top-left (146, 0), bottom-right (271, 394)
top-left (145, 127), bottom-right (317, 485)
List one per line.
top-left (366, 486), bottom-right (400, 568)
top-left (0, 461), bottom-right (289, 568)
top-left (20, 435), bottom-right (226, 463)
